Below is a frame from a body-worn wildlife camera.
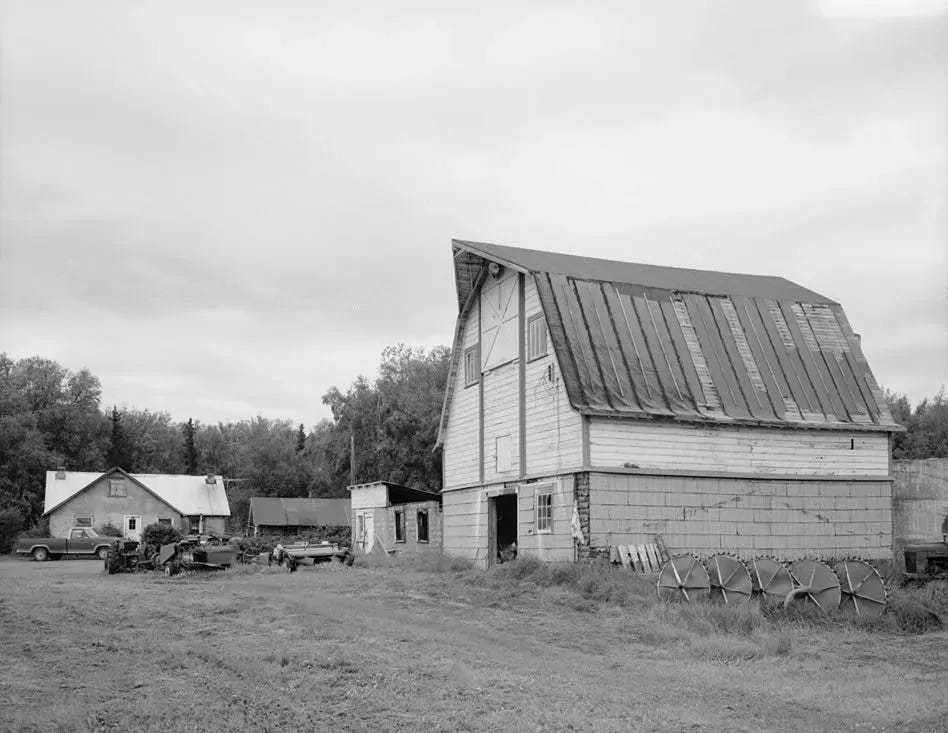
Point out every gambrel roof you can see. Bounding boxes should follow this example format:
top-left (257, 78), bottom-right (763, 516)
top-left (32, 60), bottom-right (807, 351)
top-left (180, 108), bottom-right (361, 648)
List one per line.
top-left (438, 240), bottom-right (899, 444)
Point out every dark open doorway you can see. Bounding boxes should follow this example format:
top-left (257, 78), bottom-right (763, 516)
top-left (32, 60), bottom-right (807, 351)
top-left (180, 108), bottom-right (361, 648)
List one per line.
top-left (488, 494), bottom-right (518, 566)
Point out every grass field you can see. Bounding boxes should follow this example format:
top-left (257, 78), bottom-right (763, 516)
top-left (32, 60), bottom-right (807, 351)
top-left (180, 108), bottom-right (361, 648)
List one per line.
top-left (1, 555), bottom-right (947, 733)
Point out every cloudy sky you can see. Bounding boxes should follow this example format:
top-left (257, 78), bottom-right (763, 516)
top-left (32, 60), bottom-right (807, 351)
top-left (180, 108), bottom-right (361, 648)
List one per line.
top-left (1, 0), bottom-right (945, 425)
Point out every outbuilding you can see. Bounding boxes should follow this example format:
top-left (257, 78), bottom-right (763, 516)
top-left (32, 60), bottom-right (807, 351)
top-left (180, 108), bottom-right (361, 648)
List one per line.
top-left (43, 467), bottom-right (231, 540)
top-left (349, 481), bottom-right (442, 556)
top-left (247, 497), bottom-right (350, 536)
top-left (437, 240), bottom-right (901, 567)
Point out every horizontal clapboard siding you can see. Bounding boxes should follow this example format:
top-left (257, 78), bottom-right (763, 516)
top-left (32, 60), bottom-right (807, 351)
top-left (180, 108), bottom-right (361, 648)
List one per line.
top-left (523, 277), bottom-right (584, 476)
top-left (589, 418), bottom-right (889, 476)
top-left (442, 486), bottom-right (488, 563)
top-left (518, 479), bottom-right (575, 561)
top-left (443, 309), bottom-right (480, 490)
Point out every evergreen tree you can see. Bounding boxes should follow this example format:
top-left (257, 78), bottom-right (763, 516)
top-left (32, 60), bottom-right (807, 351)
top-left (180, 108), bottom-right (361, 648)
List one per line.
top-left (106, 406), bottom-right (128, 468)
top-left (182, 418), bottom-right (198, 474)
top-left (296, 423), bottom-right (307, 452)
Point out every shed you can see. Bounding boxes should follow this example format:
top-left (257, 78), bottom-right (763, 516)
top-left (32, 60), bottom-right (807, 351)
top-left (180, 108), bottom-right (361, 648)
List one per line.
top-left (43, 467), bottom-right (231, 541)
top-left (437, 240), bottom-right (902, 567)
top-left (348, 481), bottom-right (442, 556)
top-left (248, 497), bottom-right (351, 536)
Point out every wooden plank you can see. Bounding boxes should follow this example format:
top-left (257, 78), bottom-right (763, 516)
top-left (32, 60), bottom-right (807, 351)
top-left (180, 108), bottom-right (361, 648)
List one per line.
top-left (617, 544), bottom-right (631, 569)
top-left (636, 544), bottom-right (650, 572)
top-left (518, 273), bottom-right (527, 477)
top-left (654, 535), bottom-right (670, 564)
top-left (609, 545), bottom-right (620, 564)
top-left (645, 543), bottom-right (660, 571)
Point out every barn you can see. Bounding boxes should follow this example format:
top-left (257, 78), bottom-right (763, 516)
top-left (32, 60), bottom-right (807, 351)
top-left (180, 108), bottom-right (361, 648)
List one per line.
top-left (44, 467), bottom-right (231, 540)
top-left (247, 497), bottom-right (350, 536)
top-left (437, 240), bottom-right (901, 568)
top-left (349, 481), bottom-right (442, 556)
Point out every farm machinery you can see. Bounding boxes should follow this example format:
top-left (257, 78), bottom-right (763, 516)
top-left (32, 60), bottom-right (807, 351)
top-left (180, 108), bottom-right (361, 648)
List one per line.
top-left (105, 535), bottom-right (241, 575)
top-left (269, 541), bottom-right (354, 571)
top-left (655, 553), bottom-right (888, 618)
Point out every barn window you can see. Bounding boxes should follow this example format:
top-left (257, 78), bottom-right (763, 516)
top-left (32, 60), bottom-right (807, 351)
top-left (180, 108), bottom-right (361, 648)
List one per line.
top-left (394, 510), bottom-right (406, 542)
top-left (74, 515), bottom-right (93, 528)
top-left (108, 479), bottom-right (126, 497)
top-left (527, 314), bottom-right (547, 361)
top-left (417, 510), bottom-right (429, 543)
top-left (536, 490), bottom-right (553, 533)
top-left (495, 435), bottom-right (512, 473)
top-left (464, 345), bottom-right (480, 387)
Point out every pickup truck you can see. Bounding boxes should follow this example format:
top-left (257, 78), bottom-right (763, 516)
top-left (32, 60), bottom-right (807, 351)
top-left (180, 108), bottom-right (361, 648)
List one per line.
top-left (16, 527), bottom-right (114, 561)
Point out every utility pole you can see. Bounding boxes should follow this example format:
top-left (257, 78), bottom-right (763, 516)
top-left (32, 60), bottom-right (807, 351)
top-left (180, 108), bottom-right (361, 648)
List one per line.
top-left (349, 432), bottom-right (356, 487)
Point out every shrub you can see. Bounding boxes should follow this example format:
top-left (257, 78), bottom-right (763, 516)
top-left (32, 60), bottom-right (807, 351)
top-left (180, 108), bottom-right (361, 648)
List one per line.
top-left (0, 508), bottom-right (25, 554)
top-left (97, 522), bottom-right (123, 537)
top-left (140, 523), bottom-right (182, 549)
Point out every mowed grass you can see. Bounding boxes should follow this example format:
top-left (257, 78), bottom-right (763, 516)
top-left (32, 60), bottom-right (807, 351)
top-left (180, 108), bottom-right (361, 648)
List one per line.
top-left (1, 556), bottom-right (947, 733)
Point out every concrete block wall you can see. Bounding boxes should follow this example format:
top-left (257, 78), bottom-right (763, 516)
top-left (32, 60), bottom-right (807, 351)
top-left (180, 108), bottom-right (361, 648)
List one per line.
top-left (588, 472), bottom-right (892, 561)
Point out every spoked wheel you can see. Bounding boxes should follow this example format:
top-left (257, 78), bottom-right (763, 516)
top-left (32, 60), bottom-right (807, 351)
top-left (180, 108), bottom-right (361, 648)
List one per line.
top-left (657, 554), bottom-right (710, 603)
top-left (786, 560), bottom-right (841, 611)
top-left (749, 558), bottom-right (793, 602)
top-left (706, 555), bottom-right (752, 605)
top-left (835, 560), bottom-right (886, 619)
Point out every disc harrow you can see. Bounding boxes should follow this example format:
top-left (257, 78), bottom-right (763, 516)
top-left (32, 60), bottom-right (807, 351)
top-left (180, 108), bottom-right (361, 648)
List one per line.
top-left (655, 554), bottom-right (887, 617)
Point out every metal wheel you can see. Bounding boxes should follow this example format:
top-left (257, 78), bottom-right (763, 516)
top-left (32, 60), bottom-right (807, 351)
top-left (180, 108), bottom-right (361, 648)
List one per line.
top-left (706, 555), bottom-right (752, 604)
top-left (97, 546), bottom-right (111, 561)
top-left (657, 554), bottom-right (710, 602)
top-left (32, 547), bottom-right (49, 562)
top-left (787, 560), bottom-right (840, 612)
top-left (749, 558), bottom-right (793, 601)
top-left (835, 560), bottom-right (886, 619)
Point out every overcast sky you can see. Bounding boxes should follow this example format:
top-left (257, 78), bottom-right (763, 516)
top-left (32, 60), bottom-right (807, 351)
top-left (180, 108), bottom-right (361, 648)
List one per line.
top-left (1, 0), bottom-right (945, 426)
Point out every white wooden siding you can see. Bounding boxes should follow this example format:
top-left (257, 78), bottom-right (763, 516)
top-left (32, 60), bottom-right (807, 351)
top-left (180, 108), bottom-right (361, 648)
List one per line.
top-left (482, 361), bottom-right (520, 484)
top-left (443, 307), bottom-right (481, 489)
top-left (349, 484), bottom-right (388, 510)
top-left (517, 479), bottom-right (575, 561)
top-left (589, 419), bottom-right (889, 476)
top-left (442, 485), bottom-right (489, 565)
top-left (523, 277), bottom-right (584, 476)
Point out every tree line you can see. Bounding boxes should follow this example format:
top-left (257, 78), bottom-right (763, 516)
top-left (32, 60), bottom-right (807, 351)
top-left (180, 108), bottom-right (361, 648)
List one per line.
top-left (1, 347), bottom-right (944, 546)
top-left (0, 345), bottom-right (450, 541)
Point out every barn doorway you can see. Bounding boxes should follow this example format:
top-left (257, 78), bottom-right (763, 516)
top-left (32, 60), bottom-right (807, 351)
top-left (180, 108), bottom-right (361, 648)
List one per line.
top-left (488, 494), bottom-right (518, 566)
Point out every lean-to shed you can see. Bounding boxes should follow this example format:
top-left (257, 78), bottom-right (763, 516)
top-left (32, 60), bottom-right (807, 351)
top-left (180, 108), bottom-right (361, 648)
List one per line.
top-left (437, 240), bottom-right (901, 568)
top-left (348, 481), bottom-right (442, 556)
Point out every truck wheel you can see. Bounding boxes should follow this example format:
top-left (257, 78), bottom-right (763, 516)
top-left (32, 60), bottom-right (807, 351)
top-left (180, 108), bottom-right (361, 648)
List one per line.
top-left (32, 547), bottom-right (49, 562)
top-left (164, 563), bottom-right (179, 577)
top-left (97, 547), bottom-right (111, 561)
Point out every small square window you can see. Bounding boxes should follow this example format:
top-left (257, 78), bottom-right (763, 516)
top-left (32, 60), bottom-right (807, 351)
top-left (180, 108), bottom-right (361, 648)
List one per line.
top-left (394, 510), bottom-right (406, 542)
top-left (108, 479), bottom-right (126, 497)
top-left (75, 515), bottom-right (93, 528)
top-left (536, 491), bottom-right (553, 533)
top-left (464, 345), bottom-right (480, 387)
top-left (527, 314), bottom-right (547, 361)
top-left (127, 518), bottom-right (137, 531)
top-left (417, 510), bottom-right (429, 543)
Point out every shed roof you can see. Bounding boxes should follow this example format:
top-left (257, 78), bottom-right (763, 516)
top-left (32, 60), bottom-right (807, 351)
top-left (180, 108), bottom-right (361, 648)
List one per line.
top-left (43, 468), bottom-right (231, 517)
top-left (249, 497), bottom-right (351, 527)
top-left (348, 481), bottom-right (442, 505)
top-left (439, 240), bottom-right (898, 442)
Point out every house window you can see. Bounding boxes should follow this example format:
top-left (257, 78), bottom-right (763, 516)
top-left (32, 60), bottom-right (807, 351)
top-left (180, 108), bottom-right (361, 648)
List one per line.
top-left (527, 314), bottom-right (547, 361)
top-left (536, 490), bottom-right (553, 533)
top-left (108, 479), bottom-right (126, 497)
top-left (394, 510), bottom-right (406, 542)
top-left (127, 517), bottom-right (137, 531)
top-left (417, 510), bottom-right (429, 543)
top-left (464, 345), bottom-right (480, 387)
top-left (75, 515), bottom-right (93, 528)
top-left (158, 518), bottom-right (173, 527)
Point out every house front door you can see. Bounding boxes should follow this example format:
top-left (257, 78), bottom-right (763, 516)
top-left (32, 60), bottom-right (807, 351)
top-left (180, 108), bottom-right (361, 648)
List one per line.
top-left (123, 515), bottom-right (142, 541)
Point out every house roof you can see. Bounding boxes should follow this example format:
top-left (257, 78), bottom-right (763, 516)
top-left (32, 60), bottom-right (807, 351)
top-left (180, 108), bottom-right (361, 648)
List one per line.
top-left (438, 240), bottom-right (899, 442)
top-left (249, 497), bottom-right (351, 527)
top-left (43, 468), bottom-right (231, 517)
top-left (348, 481), bottom-right (442, 505)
